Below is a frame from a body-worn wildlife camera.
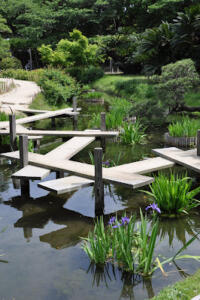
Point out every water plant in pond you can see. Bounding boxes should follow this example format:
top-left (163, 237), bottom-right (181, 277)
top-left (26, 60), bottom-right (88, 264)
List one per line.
top-left (81, 91), bottom-right (103, 100)
top-left (82, 212), bottom-right (159, 275)
top-left (82, 211), bottom-right (200, 276)
top-left (88, 151), bottom-right (122, 168)
top-left (120, 121), bottom-right (146, 145)
top-left (168, 116), bottom-right (200, 137)
top-left (143, 173), bottom-right (200, 216)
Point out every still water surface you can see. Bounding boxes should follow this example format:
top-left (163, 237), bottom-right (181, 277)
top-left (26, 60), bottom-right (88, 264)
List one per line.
top-left (0, 107), bottom-right (200, 299)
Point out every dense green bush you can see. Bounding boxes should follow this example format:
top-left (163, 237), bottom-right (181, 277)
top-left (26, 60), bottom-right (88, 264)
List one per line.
top-left (69, 66), bottom-right (104, 83)
top-left (0, 57), bottom-right (22, 70)
top-left (0, 68), bottom-right (43, 82)
top-left (154, 59), bottom-right (200, 112)
top-left (37, 68), bottom-right (78, 106)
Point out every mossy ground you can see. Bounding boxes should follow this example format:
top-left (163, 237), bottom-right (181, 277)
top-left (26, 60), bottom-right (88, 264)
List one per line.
top-left (152, 268), bottom-right (200, 300)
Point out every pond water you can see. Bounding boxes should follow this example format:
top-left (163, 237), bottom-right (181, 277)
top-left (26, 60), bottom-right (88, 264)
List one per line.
top-left (0, 101), bottom-right (200, 299)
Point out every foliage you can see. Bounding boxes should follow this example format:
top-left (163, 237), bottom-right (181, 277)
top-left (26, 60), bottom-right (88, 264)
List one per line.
top-left (120, 121), bottom-right (146, 145)
top-left (168, 117), bottom-right (200, 137)
top-left (69, 66), bottom-right (104, 84)
top-left (154, 59), bottom-right (200, 113)
top-left (0, 68), bottom-right (43, 81)
top-left (0, 57), bottom-right (22, 69)
top-left (39, 30), bottom-right (102, 69)
top-left (89, 97), bottom-right (131, 130)
top-left (88, 151), bottom-right (121, 168)
top-left (82, 211), bottom-right (200, 275)
top-left (152, 268), bottom-right (200, 300)
top-left (134, 22), bottom-right (174, 75)
top-left (36, 68), bottom-right (78, 106)
top-left (143, 173), bottom-right (200, 215)
top-left (81, 91), bottom-right (103, 100)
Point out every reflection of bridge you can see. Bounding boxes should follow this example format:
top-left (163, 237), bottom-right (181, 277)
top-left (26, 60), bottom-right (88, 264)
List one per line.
top-left (4, 193), bottom-right (94, 249)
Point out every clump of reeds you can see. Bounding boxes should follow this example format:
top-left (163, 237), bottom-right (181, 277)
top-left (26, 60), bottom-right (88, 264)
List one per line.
top-left (168, 117), bottom-right (200, 137)
top-left (120, 120), bottom-right (146, 145)
top-left (143, 173), bottom-right (200, 216)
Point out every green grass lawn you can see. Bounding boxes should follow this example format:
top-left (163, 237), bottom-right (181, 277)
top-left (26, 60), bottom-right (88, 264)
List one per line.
top-left (90, 74), bottom-right (147, 96)
top-left (152, 268), bottom-right (200, 300)
top-left (30, 93), bottom-right (71, 111)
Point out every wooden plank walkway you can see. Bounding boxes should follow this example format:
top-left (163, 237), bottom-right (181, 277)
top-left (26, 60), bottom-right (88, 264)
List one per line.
top-left (46, 136), bottom-right (95, 160)
top-left (38, 176), bottom-right (93, 194)
top-left (0, 129), bottom-right (118, 137)
top-left (12, 134), bottom-right (96, 180)
top-left (0, 108), bottom-right (79, 129)
top-left (109, 157), bottom-right (174, 174)
top-left (2, 151), bottom-right (154, 188)
top-left (16, 125), bottom-right (43, 141)
top-left (12, 165), bottom-right (50, 180)
top-left (153, 147), bottom-right (200, 173)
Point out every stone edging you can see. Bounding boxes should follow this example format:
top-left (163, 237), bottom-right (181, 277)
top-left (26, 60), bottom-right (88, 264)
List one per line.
top-left (164, 132), bottom-right (196, 147)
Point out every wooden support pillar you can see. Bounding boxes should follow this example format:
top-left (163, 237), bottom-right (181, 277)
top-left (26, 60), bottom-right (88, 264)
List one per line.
top-left (33, 139), bottom-right (40, 152)
top-left (51, 117), bottom-right (56, 128)
top-left (73, 96), bottom-right (78, 130)
top-left (100, 112), bottom-right (106, 151)
top-left (56, 170), bottom-right (64, 179)
top-left (9, 114), bottom-right (17, 151)
top-left (94, 147), bottom-right (104, 216)
top-left (197, 130), bottom-right (200, 156)
top-left (19, 135), bottom-right (30, 195)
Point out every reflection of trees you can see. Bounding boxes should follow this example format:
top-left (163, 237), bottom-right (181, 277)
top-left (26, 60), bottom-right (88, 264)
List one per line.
top-left (157, 216), bottom-right (199, 247)
top-left (0, 160), bottom-right (19, 195)
top-left (4, 194), bottom-right (94, 248)
top-left (86, 263), bottom-right (155, 300)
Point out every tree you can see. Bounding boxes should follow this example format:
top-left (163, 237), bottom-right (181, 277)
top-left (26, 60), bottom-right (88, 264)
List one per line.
top-left (154, 59), bottom-right (200, 113)
top-left (38, 29), bottom-right (102, 68)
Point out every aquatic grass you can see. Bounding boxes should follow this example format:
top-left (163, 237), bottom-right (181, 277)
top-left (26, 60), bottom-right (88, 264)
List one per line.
top-left (81, 216), bottom-right (111, 264)
top-left (143, 173), bottom-right (200, 215)
top-left (81, 211), bottom-right (200, 276)
top-left (168, 116), bottom-right (200, 137)
top-left (88, 151), bottom-right (122, 167)
top-left (81, 91), bottom-right (103, 100)
top-left (120, 121), bottom-right (146, 145)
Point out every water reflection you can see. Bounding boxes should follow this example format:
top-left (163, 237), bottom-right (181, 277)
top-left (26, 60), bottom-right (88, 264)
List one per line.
top-left (157, 215), bottom-right (200, 247)
top-left (86, 263), bottom-right (155, 299)
top-left (4, 194), bottom-right (94, 247)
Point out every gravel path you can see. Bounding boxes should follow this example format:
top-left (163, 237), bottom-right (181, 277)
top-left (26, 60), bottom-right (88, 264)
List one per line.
top-left (0, 78), bottom-right (41, 113)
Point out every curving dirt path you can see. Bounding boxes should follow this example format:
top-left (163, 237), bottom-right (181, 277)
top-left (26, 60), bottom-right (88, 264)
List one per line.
top-left (0, 78), bottom-right (40, 114)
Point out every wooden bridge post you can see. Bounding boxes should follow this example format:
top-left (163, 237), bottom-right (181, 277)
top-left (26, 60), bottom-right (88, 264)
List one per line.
top-left (73, 96), bottom-right (78, 130)
top-left (100, 112), bottom-right (106, 151)
top-left (19, 135), bottom-right (30, 195)
top-left (9, 114), bottom-right (17, 151)
top-left (94, 147), bottom-right (104, 216)
top-left (51, 117), bottom-right (56, 128)
top-left (197, 130), bottom-right (200, 156)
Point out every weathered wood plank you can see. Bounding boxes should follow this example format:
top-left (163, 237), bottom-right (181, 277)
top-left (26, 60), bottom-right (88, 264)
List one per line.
top-left (0, 129), bottom-right (118, 137)
top-left (12, 165), bottom-right (50, 180)
top-left (109, 157), bottom-right (174, 174)
top-left (0, 108), bottom-right (79, 129)
top-left (153, 147), bottom-right (200, 173)
top-left (1, 151), bottom-right (154, 188)
top-left (38, 176), bottom-right (93, 194)
top-left (46, 136), bottom-right (95, 160)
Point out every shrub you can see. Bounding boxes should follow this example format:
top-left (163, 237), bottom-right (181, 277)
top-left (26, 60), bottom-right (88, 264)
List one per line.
top-left (154, 59), bottom-right (200, 113)
top-left (37, 68), bottom-right (78, 106)
top-left (143, 173), bottom-right (200, 215)
top-left (168, 117), bottom-right (200, 137)
top-left (69, 66), bottom-right (104, 83)
top-left (0, 57), bottom-right (22, 69)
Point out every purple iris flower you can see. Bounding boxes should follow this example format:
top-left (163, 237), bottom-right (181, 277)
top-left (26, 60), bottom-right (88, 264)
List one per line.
top-left (146, 203), bottom-right (161, 214)
top-left (102, 160), bottom-right (110, 167)
top-left (108, 216), bottom-right (116, 225)
top-left (121, 216), bottom-right (130, 225)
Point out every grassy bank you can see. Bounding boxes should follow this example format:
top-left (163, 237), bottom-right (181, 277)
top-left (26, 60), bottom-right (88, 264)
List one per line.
top-left (152, 268), bottom-right (200, 300)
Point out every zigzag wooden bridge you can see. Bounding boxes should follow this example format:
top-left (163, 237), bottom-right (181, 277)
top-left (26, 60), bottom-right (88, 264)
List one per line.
top-left (0, 105), bottom-right (176, 215)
